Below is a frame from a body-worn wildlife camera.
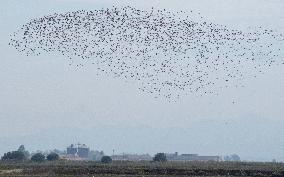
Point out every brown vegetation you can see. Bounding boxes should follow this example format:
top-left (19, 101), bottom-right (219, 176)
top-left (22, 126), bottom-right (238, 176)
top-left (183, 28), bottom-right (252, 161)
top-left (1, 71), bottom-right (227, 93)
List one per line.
top-left (0, 161), bottom-right (283, 177)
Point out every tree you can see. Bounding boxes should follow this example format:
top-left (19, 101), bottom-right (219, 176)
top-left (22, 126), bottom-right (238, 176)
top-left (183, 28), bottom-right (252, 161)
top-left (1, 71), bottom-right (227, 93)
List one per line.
top-left (31, 153), bottom-right (45, 162)
top-left (1, 151), bottom-right (26, 161)
top-left (230, 154), bottom-right (241, 161)
top-left (17, 145), bottom-right (30, 159)
top-left (223, 154), bottom-right (241, 161)
top-left (153, 153), bottom-right (167, 162)
top-left (46, 153), bottom-right (59, 161)
top-left (18, 145), bottom-right (25, 152)
top-left (52, 149), bottom-right (65, 155)
top-left (101, 156), bottom-right (112, 164)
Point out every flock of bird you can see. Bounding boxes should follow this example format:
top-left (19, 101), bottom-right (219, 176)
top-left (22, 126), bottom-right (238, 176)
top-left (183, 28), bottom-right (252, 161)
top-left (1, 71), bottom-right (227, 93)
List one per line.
top-left (9, 6), bottom-right (284, 100)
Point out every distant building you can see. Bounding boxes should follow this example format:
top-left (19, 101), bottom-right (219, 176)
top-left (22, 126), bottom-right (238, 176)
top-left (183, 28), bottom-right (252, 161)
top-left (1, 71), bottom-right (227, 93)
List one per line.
top-left (89, 150), bottom-right (104, 161)
top-left (112, 153), bottom-right (152, 161)
top-left (77, 144), bottom-right (89, 158)
top-left (165, 152), bottom-right (179, 160)
top-left (66, 143), bottom-right (90, 159)
top-left (166, 152), bottom-right (220, 161)
top-left (193, 156), bottom-right (220, 161)
top-left (67, 144), bottom-right (77, 156)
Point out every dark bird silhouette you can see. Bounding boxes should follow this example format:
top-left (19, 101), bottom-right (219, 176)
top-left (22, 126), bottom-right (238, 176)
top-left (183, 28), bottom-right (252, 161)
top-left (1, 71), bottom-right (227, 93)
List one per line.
top-left (9, 6), bottom-right (284, 100)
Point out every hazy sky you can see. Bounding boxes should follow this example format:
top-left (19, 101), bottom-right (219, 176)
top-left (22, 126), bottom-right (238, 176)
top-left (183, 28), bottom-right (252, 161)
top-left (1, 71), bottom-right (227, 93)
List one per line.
top-left (0, 0), bottom-right (284, 161)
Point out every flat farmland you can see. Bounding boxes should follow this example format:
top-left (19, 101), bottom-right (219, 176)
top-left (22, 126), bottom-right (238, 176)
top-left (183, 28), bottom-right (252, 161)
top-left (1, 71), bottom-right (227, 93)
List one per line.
top-left (0, 161), bottom-right (284, 177)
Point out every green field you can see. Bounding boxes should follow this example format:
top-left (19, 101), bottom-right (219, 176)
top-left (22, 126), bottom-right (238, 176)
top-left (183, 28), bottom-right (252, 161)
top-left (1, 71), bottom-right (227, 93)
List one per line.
top-left (0, 161), bottom-right (284, 177)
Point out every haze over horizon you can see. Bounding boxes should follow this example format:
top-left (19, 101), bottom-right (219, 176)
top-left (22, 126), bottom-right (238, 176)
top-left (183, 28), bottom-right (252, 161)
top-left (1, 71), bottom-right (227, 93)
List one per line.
top-left (0, 0), bottom-right (284, 162)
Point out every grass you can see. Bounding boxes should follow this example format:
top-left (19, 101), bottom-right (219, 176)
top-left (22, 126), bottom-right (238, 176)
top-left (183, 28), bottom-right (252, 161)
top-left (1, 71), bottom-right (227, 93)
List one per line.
top-left (0, 168), bottom-right (23, 175)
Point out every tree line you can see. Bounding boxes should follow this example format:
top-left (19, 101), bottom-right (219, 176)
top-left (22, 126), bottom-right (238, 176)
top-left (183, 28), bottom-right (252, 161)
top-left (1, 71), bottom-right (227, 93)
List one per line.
top-left (1, 145), bottom-right (168, 163)
top-left (1, 145), bottom-right (59, 162)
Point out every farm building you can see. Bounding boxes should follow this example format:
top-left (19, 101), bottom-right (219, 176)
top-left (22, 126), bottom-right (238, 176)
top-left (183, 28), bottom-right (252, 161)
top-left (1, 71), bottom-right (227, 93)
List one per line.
top-left (166, 152), bottom-right (220, 161)
top-left (66, 143), bottom-right (90, 159)
top-left (111, 154), bottom-right (152, 161)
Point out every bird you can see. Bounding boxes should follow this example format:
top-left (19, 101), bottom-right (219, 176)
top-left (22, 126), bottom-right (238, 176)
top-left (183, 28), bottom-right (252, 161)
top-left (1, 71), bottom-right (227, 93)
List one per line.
top-left (8, 6), bottom-right (284, 101)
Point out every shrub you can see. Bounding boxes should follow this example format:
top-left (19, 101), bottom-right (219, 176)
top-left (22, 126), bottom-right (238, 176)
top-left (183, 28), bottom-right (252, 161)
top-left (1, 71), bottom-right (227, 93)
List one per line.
top-left (1, 151), bottom-right (26, 161)
top-left (31, 153), bottom-right (45, 162)
top-left (153, 153), bottom-right (167, 162)
top-left (47, 153), bottom-right (59, 161)
top-left (101, 156), bottom-right (112, 163)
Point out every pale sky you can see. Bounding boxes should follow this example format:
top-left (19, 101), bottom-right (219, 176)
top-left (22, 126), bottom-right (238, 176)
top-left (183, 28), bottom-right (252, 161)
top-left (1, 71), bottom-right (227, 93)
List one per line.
top-left (0, 0), bottom-right (284, 161)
